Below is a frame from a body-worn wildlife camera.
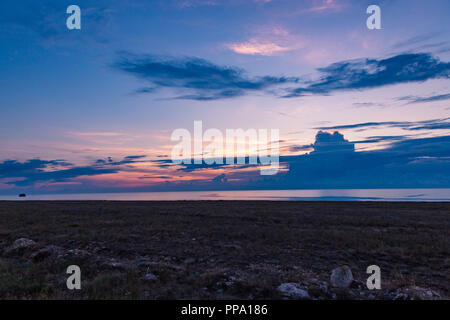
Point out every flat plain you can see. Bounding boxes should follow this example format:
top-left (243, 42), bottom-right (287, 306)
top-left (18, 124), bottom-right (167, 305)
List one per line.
top-left (0, 200), bottom-right (448, 299)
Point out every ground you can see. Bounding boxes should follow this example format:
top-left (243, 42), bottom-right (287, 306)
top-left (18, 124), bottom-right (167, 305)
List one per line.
top-left (0, 200), bottom-right (448, 299)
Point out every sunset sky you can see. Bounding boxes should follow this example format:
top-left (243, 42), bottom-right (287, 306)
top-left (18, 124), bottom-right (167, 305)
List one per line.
top-left (0, 0), bottom-right (449, 194)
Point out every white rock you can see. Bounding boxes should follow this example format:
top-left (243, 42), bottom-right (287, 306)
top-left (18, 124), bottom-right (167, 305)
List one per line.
top-left (4, 238), bottom-right (36, 255)
top-left (277, 283), bottom-right (310, 299)
top-left (12, 238), bottom-right (36, 249)
top-left (143, 273), bottom-right (158, 282)
top-left (330, 266), bottom-right (353, 288)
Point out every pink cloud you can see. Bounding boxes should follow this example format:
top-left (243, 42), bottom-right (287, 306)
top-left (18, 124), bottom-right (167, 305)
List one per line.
top-left (226, 26), bottom-right (307, 56)
top-left (226, 39), bottom-right (292, 56)
top-left (298, 0), bottom-right (343, 14)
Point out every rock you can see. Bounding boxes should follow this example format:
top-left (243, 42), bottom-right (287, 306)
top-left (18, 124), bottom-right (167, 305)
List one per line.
top-left (30, 245), bottom-right (63, 262)
top-left (11, 238), bottom-right (36, 249)
top-left (392, 286), bottom-right (442, 300)
top-left (102, 259), bottom-right (125, 270)
top-left (277, 283), bottom-right (310, 299)
top-left (310, 278), bottom-right (329, 293)
top-left (330, 266), bottom-right (353, 288)
top-left (224, 276), bottom-right (237, 287)
top-left (143, 273), bottom-right (158, 282)
top-left (319, 281), bottom-right (329, 293)
top-left (393, 292), bottom-right (410, 300)
top-left (65, 249), bottom-right (91, 258)
top-left (3, 238), bottom-right (36, 256)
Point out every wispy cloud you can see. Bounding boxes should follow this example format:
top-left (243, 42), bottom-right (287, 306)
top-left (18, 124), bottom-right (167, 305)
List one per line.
top-left (397, 93), bottom-right (450, 104)
top-left (316, 118), bottom-right (450, 131)
top-left (113, 53), bottom-right (298, 100)
top-left (226, 39), bottom-right (292, 56)
top-left (293, 0), bottom-right (343, 14)
top-left (68, 131), bottom-right (126, 137)
top-left (284, 53), bottom-right (450, 98)
top-left (0, 155), bottom-right (148, 187)
top-left (392, 32), bottom-right (443, 49)
top-left (352, 102), bottom-right (385, 108)
top-left (226, 26), bottom-right (306, 56)
top-left (114, 52), bottom-right (449, 100)
top-left (306, 0), bottom-right (342, 12)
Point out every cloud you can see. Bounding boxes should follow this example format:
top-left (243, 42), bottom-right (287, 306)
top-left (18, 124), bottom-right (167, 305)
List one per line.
top-left (287, 144), bottom-right (314, 153)
top-left (138, 175), bottom-right (172, 180)
top-left (0, 159), bottom-right (69, 178)
top-left (173, 90), bottom-right (246, 101)
top-left (114, 52), bottom-right (449, 100)
top-left (352, 102), bottom-right (385, 108)
top-left (351, 135), bottom-right (410, 144)
top-left (0, 155), bottom-right (146, 187)
top-left (311, 131), bottom-right (355, 154)
top-left (212, 174), bottom-right (227, 183)
top-left (69, 131), bottom-right (125, 137)
top-left (226, 26), bottom-right (306, 56)
top-left (316, 118), bottom-right (450, 132)
top-left (288, 0), bottom-right (344, 16)
top-left (397, 93), bottom-right (450, 104)
top-left (283, 53), bottom-right (450, 97)
top-left (113, 53), bottom-right (298, 100)
top-left (304, 0), bottom-right (342, 13)
top-left (3, 133), bottom-right (450, 192)
top-left (226, 39), bottom-right (292, 56)
top-left (151, 157), bottom-right (258, 173)
top-left (135, 87), bottom-right (158, 94)
top-left (277, 132), bottom-right (450, 189)
top-left (384, 135), bottom-right (450, 157)
top-left (392, 32), bottom-right (443, 49)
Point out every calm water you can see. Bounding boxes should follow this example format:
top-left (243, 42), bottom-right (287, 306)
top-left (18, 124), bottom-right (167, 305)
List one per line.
top-left (0, 189), bottom-right (449, 201)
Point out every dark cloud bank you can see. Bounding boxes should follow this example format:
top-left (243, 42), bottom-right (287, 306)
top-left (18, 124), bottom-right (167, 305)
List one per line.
top-left (0, 156), bottom-right (146, 191)
top-left (2, 132), bottom-right (450, 194)
top-left (113, 52), bottom-right (450, 100)
top-left (113, 53), bottom-right (298, 100)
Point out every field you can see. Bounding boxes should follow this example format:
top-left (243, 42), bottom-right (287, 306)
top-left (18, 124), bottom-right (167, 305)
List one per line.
top-left (0, 201), bottom-right (448, 299)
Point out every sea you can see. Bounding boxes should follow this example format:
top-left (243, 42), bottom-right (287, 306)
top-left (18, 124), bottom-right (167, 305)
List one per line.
top-left (0, 189), bottom-right (449, 201)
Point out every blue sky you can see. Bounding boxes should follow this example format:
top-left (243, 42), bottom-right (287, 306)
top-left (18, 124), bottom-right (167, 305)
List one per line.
top-left (0, 0), bottom-right (449, 194)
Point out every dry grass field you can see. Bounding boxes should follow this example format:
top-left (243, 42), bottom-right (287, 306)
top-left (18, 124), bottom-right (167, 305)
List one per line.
top-left (0, 201), bottom-right (448, 299)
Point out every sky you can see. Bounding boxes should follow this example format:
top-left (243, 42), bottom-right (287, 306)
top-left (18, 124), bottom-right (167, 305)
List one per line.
top-left (0, 0), bottom-right (449, 194)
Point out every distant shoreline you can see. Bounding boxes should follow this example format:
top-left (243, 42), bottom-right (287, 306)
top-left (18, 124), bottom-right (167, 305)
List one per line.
top-left (0, 188), bottom-right (449, 202)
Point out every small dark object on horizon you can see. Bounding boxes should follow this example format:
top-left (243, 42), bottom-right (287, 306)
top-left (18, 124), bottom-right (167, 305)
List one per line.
top-left (18, 194), bottom-right (26, 198)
